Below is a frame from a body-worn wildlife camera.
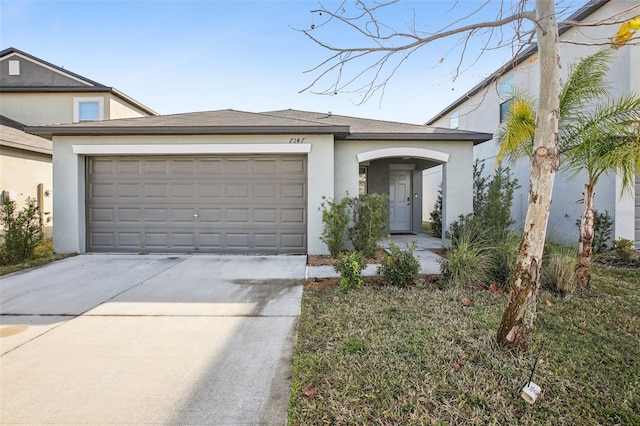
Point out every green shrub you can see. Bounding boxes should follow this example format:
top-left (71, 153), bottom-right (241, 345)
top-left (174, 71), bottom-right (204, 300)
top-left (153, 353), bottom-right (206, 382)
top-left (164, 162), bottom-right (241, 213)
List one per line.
top-left (378, 240), bottom-right (421, 287)
top-left (333, 251), bottom-right (367, 289)
top-left (429, 185), bottom-right (443, 238)
top-left (612, 238), bottom-right (636, 262)
top-left (479, 163), bottom-right (518, 240)
top-left (34, 238), bottom-right (54, 258)
top-left (348, 193), bottom-right (389, 259)
top-left (319, 195), bottom-right (350, 258)
top-left (0, 198), bottom-right (43, 266)
top-left (542, 245), bottom-right (578, 294)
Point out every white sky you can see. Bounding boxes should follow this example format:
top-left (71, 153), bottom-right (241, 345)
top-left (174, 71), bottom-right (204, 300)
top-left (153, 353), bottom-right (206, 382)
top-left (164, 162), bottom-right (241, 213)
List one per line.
top-left (1, 0), bottom-right (585, 125)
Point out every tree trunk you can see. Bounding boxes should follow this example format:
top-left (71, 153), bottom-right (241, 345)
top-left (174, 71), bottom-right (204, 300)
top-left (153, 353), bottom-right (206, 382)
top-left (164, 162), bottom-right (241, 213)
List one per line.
top-left (496, 0), bottom-right (561, 351)
top-left (576, 184), bottom-right (595, 287)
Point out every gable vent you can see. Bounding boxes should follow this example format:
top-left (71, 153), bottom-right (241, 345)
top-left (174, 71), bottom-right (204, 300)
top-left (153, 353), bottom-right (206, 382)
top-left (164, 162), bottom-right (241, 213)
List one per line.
top-left (8, 60), bottom-right (20, 76)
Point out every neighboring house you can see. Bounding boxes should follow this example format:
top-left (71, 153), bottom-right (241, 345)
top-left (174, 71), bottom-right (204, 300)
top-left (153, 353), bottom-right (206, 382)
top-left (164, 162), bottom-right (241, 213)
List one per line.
top-left (28, 109), bottom-right (490, 255)
top-left (426, 0), bottom-right (640, 248)
top-left (0, 115), bottom-right (53, 235)
top-left (0, 47), bottom-right (157, 233)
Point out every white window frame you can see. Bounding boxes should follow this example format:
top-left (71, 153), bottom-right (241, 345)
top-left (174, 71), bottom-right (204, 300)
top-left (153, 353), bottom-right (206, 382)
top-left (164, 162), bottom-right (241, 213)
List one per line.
top-left (73, 97), bottom-right (104, 122)
top-left (8, 60), bottom-right (20, 76)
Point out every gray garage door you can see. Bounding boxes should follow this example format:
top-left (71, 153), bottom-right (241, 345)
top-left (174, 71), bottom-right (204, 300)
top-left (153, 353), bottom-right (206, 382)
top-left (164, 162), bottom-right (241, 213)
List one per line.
top-left (87, 155), bottom-right (307, 254)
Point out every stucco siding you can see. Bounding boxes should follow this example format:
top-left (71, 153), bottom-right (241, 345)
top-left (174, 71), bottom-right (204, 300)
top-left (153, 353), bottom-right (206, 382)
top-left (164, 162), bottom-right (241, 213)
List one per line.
top-left (0, 93), bottom-right (78, 125)
top-left (108, 96), bottom-right (149, 120)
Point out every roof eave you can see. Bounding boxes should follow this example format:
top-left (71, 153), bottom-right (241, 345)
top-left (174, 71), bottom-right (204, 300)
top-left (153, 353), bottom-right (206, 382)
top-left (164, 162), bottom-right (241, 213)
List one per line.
top-left (25, 125), bottom-right (352, 138)
top-left (0, 140), bottom-right (52, 155)
top-left (343, 132), bottom-right (493, 144)
top-left (425, 0), bottom-right (610, 125)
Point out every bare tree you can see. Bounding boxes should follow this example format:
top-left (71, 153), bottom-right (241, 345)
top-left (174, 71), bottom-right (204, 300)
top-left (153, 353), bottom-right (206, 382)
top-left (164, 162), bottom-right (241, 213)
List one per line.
top-left (301, 0), bottom-right (636, 350)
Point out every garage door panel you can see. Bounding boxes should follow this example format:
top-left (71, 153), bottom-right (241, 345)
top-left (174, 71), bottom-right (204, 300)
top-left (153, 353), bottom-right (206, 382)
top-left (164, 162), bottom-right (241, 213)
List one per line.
top-left (282, 208), bottom-right (306, 224)
top-left (282, 233), bottom-right (306, 249)
top-left (282, 183), bottom-right (305, 198)
top-left (254, 209), bottom-right (277, 223)
top-left (254, 160), bottom-right (278, 174)
top-left (226, 159), bottom-right (250, 174)
top-left (87, 156), bottom-right (306, 253)
top-left (282, 159), bottom-right (306, 174)
top-left (118, 208), bottom-right (142, 223)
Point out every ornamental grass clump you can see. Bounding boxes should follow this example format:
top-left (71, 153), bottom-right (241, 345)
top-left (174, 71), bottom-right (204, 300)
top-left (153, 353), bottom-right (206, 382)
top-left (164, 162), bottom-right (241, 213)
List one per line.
top-left (542, 245), bottom-right (578, 295)
top-left (440, 218), bottom-right (493, 287)
top-left (378, 240), bottom-right (420, 287)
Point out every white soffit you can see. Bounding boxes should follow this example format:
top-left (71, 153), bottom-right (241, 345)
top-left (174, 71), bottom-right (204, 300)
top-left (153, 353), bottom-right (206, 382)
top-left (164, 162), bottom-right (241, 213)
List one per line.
top-left (72, 144), bottom-right (312, 155)
top-left (357, 147), bottom-right (449, 163)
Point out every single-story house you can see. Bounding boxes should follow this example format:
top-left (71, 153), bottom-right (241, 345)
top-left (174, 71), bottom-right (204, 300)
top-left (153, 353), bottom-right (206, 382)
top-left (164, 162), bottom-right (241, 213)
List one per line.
top-left (28, 109), bottom-right (491, 255)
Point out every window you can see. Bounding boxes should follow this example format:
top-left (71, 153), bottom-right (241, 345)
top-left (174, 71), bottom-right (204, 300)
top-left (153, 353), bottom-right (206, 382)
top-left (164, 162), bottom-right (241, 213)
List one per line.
top-left (499, 75), bottom-right (515, 122)
top-left (450, 110), bottom-right (459, 129)
top-left (359, 167), bottom-right (368, 195)
top-left (8, 60), bottom-right (20, 76)
top-left (73, 97), bottom-right (104, 122)
top-left (500, 99), bottom-right (514, 122)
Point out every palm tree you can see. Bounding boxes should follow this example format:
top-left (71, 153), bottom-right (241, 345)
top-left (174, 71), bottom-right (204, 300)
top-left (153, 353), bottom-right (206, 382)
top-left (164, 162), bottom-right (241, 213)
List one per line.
top-left (496, 49), bottom-right (640, 288)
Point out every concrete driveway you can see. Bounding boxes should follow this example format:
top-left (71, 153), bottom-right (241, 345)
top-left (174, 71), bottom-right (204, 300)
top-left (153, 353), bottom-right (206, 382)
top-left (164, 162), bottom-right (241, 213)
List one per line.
top-left (0, 254), bottom-right (306, 425)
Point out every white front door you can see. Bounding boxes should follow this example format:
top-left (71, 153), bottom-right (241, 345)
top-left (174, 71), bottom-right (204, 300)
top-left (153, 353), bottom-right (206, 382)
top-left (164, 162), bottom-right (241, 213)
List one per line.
top-left (389, 169), bottom-right (412, 232)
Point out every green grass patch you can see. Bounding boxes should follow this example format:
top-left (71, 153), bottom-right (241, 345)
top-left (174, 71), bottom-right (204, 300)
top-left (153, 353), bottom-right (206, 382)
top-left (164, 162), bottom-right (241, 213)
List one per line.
top-left (0, 253), bottom-right (75, 276)
top-left (289, 265), bottom-right (640, 425)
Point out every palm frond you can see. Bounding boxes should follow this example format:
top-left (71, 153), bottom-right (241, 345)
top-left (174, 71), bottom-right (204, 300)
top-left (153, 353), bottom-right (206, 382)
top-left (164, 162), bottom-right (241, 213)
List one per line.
top-left (561, 93), bottom-right (640, 192)
top-left (559, 49), bottom-right (612, 121)
top-left (496, 97), bottom-right (536, 165)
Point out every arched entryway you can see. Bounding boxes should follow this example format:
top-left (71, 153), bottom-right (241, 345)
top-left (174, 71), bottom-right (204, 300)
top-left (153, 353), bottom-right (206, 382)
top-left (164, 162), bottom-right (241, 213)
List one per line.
top-left (356, 147), bottom-right (450, 235)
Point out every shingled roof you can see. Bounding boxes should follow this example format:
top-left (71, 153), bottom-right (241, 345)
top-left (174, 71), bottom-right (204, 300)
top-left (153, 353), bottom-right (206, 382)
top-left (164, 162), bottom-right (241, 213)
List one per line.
top-left (26, 109), bottom-right (492, 144)
top-left (0, 115), bottom-right (52, 155)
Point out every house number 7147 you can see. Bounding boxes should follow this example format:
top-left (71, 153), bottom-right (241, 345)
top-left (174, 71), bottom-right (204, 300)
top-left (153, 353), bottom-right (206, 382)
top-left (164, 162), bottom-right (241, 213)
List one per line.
top-left (289, 137), bottom-right (306, 144)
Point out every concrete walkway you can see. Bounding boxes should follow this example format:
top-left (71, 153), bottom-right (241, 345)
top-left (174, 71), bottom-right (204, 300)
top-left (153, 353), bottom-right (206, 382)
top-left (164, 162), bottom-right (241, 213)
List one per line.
top-left (306, 233), bottom-right (444, 279)
top-left (0, 255), bottom-right (306, 425)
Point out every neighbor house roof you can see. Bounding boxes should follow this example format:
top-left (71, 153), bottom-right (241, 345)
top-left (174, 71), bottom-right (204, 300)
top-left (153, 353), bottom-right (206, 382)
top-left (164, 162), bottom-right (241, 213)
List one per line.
top-left (26, 109), bottom-right (492, 143)
top-left (0, 47), bottom-right (158, 117)
top-left (0, 115), bottom-right (52, 155)
top-left (425, 0), bottom-right (609, 125)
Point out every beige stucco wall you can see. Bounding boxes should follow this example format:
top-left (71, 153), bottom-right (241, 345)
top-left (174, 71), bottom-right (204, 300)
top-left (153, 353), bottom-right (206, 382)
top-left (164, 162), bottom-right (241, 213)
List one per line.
top-left (0, 92), bottom-right (79, 125)
top-left (0, 146), bottom-right (53, 235)
top-left (1, 92), bottom-right (150, 125)
top-left (52, 134), bottom-right (335, 254)
top-left (108, 96), bottom-right (149, 120)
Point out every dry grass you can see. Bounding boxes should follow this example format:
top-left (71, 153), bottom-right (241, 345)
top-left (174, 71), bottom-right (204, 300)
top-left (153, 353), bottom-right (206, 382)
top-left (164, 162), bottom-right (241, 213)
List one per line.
top-left (289, 265), bottom-right (640, 425)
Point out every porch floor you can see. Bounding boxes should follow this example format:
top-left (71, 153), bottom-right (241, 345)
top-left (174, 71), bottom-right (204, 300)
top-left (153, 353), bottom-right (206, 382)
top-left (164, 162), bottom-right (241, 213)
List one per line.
top-left (306, 233), bottom-right (444, 279)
